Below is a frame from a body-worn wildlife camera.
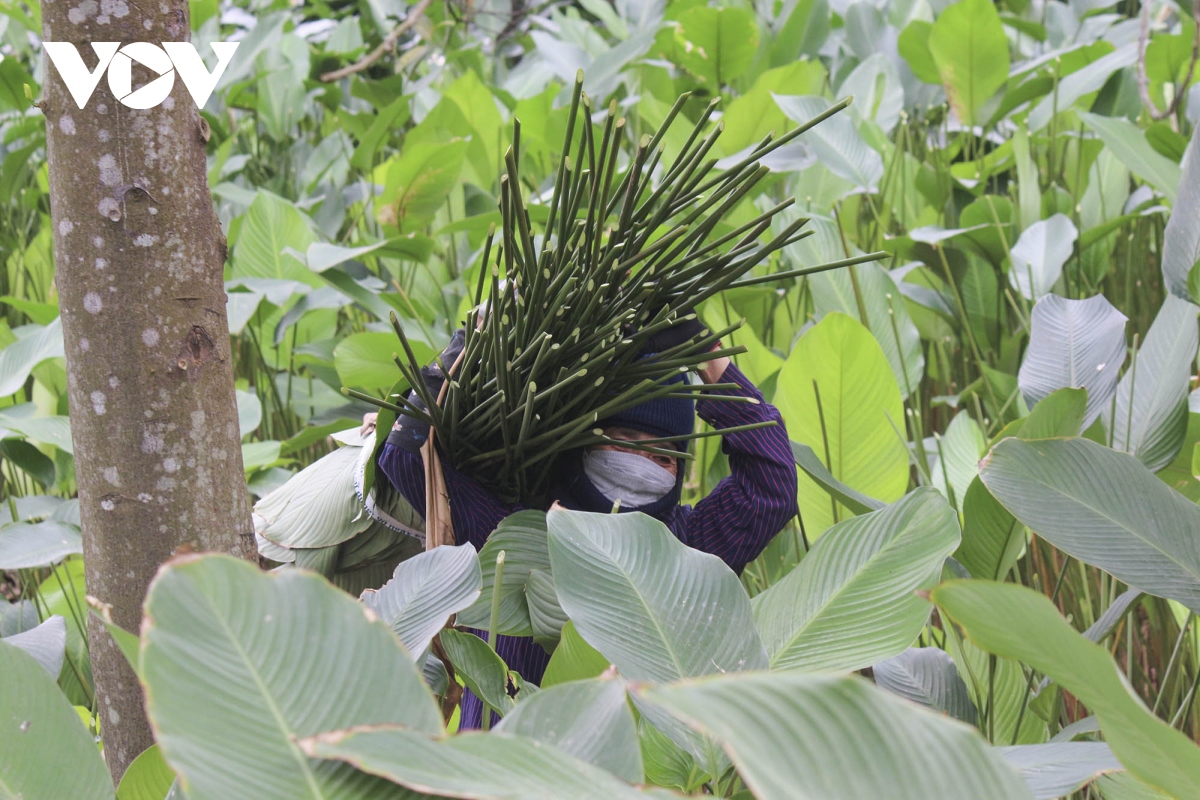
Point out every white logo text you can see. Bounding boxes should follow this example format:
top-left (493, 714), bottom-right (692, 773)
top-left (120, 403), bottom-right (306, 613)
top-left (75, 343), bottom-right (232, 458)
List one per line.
top-left (43, 42), bottom-right (239, 110)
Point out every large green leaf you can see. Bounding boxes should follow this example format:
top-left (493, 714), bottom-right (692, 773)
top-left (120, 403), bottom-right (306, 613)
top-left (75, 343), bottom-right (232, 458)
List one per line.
top-left (0, 404), bottom-right (73, 454)
top-left (141, 554), bottom-right (442, 800)
top-left (334, 333), bottom-right (407, 391)
top-left (944, 629), bottom-right (1049, 746)
top-left (775, 313), bottom-right (909, 537)
top-left (376, 140), bottom-right (468, 233)
top-left (1104, 295), bottom-right (1198, 472)
top-left (230, 191), bottom-right (320, 287)
top-left (1026, 43), bottom-right (1138, 132)
top-left (934, 580), bottom-right (1200, 798)
top-left (790, 442), bottom-right (885, 516)
top-left (672, 7), bottom-right (758, 87)
top-left (872, 647), bottom-right (977, 725)
top-left (808, 263), bottom-right (925, 398)
top-left (773, 96), bottom-right (883, 191)
top-left (0, 519), bottom-right (81, 568)
top-left (496, 677), bottom-right (642, 783)
top-left (525, 568), bottom-right (568, 648)
top-left (958, 477), bottom-right (1025, 581)
top-left (1078, 112), bottom-right (1181, 204)
top-left (1007, 214), bottom-right (1078, 300)
top-left (254, 443), bottom-right (371, 549)
top-left (928, 0), bottom-right (1010, 126)
top-left (752, 488), bottom-right (960, 671)
top-left (929, 411), bottom-right (986, 510)
top-left (457, 511), bottom-right (550, 636)
top-left (1018, 295), bottom-right (1127, 430)
top-left (1162, 125), bottom-right (1200, 298)
top-left (3, 615), bottom-right (65, 676)
top-left (117, 745), bottom-right (176, 800)
top-left (361, 544), bottom-right (481, 658)
top-left (541, 620), bottom-right (609, 688)
top-left (956, 388), bottom-right (1088, 582)
top-left (1097, 773), bottom-right (1174, 799)
top-left (301, 727), bottom-right (676, 799)
top-left (898, 20), bottom-right (940, 83)
top-left (637, 672), bottom-right (1032, 800)
top-left (980, 437), bottom-right (1200, 614)
top-left (547, 509), bottom-right (767, 682)
top-left (0, 317), bottom-right (63, 397)
top-left (717, 61), bottom-right (827, 154)
top-left (0, 640), bottom-right (113, 800)
top-left (438, 628), bottom-right (516, 716)
top-left (997, 743), bottom-right (1123, 800)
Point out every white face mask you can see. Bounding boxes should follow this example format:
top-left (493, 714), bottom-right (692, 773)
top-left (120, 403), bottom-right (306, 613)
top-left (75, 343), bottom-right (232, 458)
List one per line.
top-left (582, 449), bottom-right (677, 508)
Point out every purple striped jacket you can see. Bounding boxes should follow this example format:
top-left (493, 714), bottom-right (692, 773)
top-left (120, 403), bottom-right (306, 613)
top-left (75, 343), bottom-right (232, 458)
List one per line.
top-left (377, 363), bottom-right (797, 728)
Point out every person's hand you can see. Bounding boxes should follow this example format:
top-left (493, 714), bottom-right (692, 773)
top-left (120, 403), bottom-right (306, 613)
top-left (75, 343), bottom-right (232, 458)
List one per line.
top-left (549, 500), bottom-right (568, 512)
top-left (699, 342), bottom-right (729, 384)
top-left (361, 412), bottom-right (378, 436)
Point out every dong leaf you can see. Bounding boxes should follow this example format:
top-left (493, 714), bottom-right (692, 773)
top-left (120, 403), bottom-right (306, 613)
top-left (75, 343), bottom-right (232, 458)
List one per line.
top-left (1105, 295), bottom-right (1199, 472)
top-left (934, 580), bottom-right (1200, 798)
top-left (774, 96), bottom-right (884, 191)
top-left (1027, 43), bottom-right (1138, 133)
top-left (790, 442), bottom-right (885, 516)
top-left (375, 140), bottom-right (468, 233)
top-left (979, 437), bottom-right (1200, 614)
top-left (637, 672), bottom-right (1032, 800)
top-left (928, 0), bottom-right (1010, 126)
top-left (3, 614), bottom-right (66, 677)
top-left (547, 509), bottom-right (767, 681)
top-left (0, 519), bottom-right (82, 569)
top-left (808, 262), bottom-right (925, 398)
top-left (997, 742), bottom-right (1124, 799)
top-left (301, 726), bottom-right (677, 799)
top-left (0, 317), bottom-right (64, 397)
top-left (752, 488), bottom-right (960, 672)
top-left (929, 411), bottom-right (987, 510)
top-left (230, 191), bottom-right (320, 287)
top-left (775, 313), bottom-right (909, 537)
top-left (672, 6), bottom-right (758, 87)
top-left (1018, 294), bottom-right (1127, 430)
top-left (254, 442), bottom-right (371, 549)
top-left (458, 511), bottom-right (551, 636)
top-left (525, 568), bottom-right (568, 648)
top-left (1078, 113), bottom-right (1181, 204)
top-left (957, 388), bottom-right (1090, 582)
top-left (360, 543), bottom-right (481, 658)
top-left (1008, 214), bottom-right (1079, 299)
top-left (141, 554), bottom-right (442, 800)
top-left (542, 620), bottom-right (610, 688)
top-left (496, 677), bottom-right (642, 783)
top-left (438, 628), bottom-right (515, 717)
top-left (0, 639), bottom-right (113, 800)
top-left (1163, 125), bottom-right (1200, 299)
top-left (872, 646), bottom-right (977, 725)
top-left (116, 746), bottom-right (176, 800)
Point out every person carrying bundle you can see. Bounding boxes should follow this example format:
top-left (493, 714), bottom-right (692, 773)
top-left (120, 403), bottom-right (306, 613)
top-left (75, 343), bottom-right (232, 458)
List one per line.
top-left (366, 317), bottom-right (797, 730)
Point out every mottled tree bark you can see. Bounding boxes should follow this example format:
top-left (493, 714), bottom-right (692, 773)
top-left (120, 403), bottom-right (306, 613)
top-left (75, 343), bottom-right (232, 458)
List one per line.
top-left (40, 1), bottom-right (257, 783)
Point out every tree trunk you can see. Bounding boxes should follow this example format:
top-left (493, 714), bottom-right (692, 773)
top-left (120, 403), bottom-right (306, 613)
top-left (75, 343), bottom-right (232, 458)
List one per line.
top-left (40, 6), bottom-right (257, 784)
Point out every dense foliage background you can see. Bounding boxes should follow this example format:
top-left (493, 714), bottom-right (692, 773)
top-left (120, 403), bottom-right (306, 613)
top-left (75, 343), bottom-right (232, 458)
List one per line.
top-left (3, 0), bottom-right (1200, 796)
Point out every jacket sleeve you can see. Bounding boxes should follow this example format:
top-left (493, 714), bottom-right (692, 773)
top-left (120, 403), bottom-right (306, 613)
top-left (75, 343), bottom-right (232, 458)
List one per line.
top-left (674, 362), bottom-right (797, 573)
top-left (377, 435), bottom-right (521, 551)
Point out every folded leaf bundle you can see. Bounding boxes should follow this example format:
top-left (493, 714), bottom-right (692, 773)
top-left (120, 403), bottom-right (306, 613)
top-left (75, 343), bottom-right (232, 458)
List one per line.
top-left (363, 74), bottom-right (883, 505)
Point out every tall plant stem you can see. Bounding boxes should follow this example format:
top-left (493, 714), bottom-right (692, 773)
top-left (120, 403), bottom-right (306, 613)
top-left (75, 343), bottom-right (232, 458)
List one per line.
top-left (482, 550), bottom-right (507, 732)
